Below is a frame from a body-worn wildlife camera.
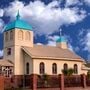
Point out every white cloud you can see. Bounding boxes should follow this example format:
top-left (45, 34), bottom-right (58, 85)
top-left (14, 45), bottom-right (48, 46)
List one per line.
top-left (0, 9), bottom-right (4, 33)
top-left (0, 9), bottom-right (4, 17)
top-left (68, 43), bottom-right (74, 52)
top-left (4, 0), bottom-right (87, 35)
top-left (47, 35), bottom-right (59, 46)
top-left (65, 0), bottom-right (81, 7)
top-left (47, 40), bottom-right (56, 46)
top-left (77, 29), bottom-right (90, 61)
top-left (36, 43), bottom-right (43, 45)
top-left (46, 35), bottom-right (74, 52)
top-left (0, 50), bottom-right (3, 57)
top-left (78, 29), bottom-right (90, 52)
top-left (84, 0), bottom-right (90, 6)
top-left (0, 19), bottom-right (4, 33)
top-left (84, 31), bottom-right (90, 51)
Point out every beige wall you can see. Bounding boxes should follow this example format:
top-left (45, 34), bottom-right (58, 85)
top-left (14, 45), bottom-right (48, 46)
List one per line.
top-left (24, 52), bottom-right (33, 75)
top-left (14, 28), bottom-right (33, 47)
top-left (14, 46), bottom-right (24, 75)
top-left (3, 28), bottom-right (87, 75)
top-left (56, 42), bottom-right (68, 49)
top-left (33, 58), bottom-right (87, 75)
top-left (4, 29), bottom-right (33, 48)
top-left (3, 28), bottom-right (33, 75)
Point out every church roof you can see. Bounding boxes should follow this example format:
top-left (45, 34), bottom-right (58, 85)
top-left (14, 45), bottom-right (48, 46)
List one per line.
top-left (56, 36), bottom-right (66, 43)
top-left (0, 60), bottom-right (13, 66)
top-left (5, 12), bottom-right (32, 31)
top-left (22, 45), bottom-right (84, 62)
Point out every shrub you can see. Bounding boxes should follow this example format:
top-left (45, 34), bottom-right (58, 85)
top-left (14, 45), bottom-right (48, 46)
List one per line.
top-left (62, 68), bottom-right (74, 76)
top-left (87, 70), bottom-right (90, 79)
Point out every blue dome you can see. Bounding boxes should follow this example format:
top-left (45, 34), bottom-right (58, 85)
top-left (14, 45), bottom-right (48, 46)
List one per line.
top-left (56, 36), bottom-right (66, 43)
top-left (5, 12), bottom-right (32, 31)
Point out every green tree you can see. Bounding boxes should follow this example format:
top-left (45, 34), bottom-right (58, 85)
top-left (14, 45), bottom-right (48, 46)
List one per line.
top-left (62, 68), bottom-right (74, 76)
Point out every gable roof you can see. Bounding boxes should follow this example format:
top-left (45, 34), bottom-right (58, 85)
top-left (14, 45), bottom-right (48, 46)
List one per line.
top-left (22, 45), bottom-right (85, 62)
top-left (0, 60), bottom-right (13, 66)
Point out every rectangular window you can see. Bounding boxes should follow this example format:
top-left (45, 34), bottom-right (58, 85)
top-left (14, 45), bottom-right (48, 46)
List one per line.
top-left (7, 48), bottom-right (11, 55)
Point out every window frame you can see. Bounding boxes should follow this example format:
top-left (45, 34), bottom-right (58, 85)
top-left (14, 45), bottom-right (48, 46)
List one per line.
top-left (26, 62), bottom-right (29, 75)
top-left (7, 48), bottom-right (11, 55)
top-left (25, 31), bottom-right (30, 41)
top-left (10, 31), bottom-right (13, 40)
top-left (74, 64), bottom-right (78, 74)
top-left (52, 63), bottom-right (57, 74)
top-left (5, 32), bottom-right (9, 41)
top-left (18, 30), bottom-right (23, 40)
top-left (63, 63), bottom-right (68, 71)
top-left (39, 62), bottom-right (45, 74)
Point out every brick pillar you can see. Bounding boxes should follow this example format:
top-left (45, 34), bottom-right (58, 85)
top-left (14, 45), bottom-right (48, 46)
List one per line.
top-left (31, 74), bottom-right (37, 90)
top-left (81, 74), bottom-right (86, 88)
top-left (0, 76), bottom-right (4, 90)
top-left (14, 75), bottom-right (18, 88)
top-left (59, 74), bottom-right (64, 90)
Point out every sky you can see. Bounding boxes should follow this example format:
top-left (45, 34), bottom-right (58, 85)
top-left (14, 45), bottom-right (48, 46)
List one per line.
top-left (0, 0), bottom-right (90, 61)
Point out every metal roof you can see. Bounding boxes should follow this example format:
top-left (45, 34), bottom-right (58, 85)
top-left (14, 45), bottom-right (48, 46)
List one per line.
top-left (5, 12), bottom-right (32, 31)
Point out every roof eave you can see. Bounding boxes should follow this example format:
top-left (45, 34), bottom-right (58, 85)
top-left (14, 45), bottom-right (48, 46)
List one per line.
top-left (31, 56), bottom-right (84, 62)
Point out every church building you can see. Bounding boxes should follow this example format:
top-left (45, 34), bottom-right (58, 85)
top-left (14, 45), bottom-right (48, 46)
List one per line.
top-left (0, 12), bottom-right (89, 77)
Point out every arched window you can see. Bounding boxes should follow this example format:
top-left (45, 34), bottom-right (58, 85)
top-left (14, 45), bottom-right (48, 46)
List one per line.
top-left (25, 31), bottom-right (30, 40)
top-left (40, 62), bottom-right (45, 74)
top-left (26, 62), bottom-right (29, 74)
top-left (5, 32), bottom-right (9, 41)
top-left (18, 31), bottom-right (23, 40)
top-left (74, 64), bottom-right (78, 74)
top-left (10, 31), bottom-right (13, 40)
top-left (52, 63), bottom-right (57, 74)
top-left (63, 63), bottom-right (68, 70)
top-left (7, 48), bottom-right (11, 55)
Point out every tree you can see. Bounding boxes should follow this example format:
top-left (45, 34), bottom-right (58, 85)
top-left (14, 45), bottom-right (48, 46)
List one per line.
top-left (62, 68), bottom-right (74, 76)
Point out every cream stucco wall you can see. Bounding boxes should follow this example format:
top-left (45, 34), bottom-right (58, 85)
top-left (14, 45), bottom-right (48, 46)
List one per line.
top-left (14, 28), bottom-right (33, 47)
top-left (56, 42), bottom-right (68, 49)
top-left (3, 28), bottom-right (88, 76)
top-left (4, 30), bottom-right (15, 63)
top-left (33, 58), bottom-right (87, 75)
top-left (24, 52), bottom-right (33, 75)
top-left (3, 28), bottom-right (33, 75)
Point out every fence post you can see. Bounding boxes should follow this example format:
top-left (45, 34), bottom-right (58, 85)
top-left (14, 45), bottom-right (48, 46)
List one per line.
top-left (0, 76), bottom-right (4, 90)
top-left (14, 75), bottom-right (18, 88)
top-left (31, 74), bottom-right (37, 90)
top-left (81, 74), bottom-right (86, 88)
top-left (59, 74), bottom-right (64, 90)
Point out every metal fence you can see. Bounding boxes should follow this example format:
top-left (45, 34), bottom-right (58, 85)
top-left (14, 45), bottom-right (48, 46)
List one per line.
top-left (4, 75), bottom-right (90, 89)
top-left (37, 75), bottom-right (59, 88)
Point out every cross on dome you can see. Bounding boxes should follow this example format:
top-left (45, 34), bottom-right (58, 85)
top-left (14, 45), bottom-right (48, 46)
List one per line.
top-left (59, 28), bottom-right (62, 37)
top-left (4, 10), bottom-right (32, 31)
top-left (16, 10), bottom-right (20, 20)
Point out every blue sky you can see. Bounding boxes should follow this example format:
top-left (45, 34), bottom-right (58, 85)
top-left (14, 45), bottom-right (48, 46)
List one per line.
top-left (0, 0), bottom-right (90, 61)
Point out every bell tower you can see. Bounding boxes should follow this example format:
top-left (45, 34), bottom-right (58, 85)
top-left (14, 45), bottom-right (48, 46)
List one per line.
top-left (56, 29), bottom-right (68, 49)
top-left (3, 12), bottom-right (33, 75)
